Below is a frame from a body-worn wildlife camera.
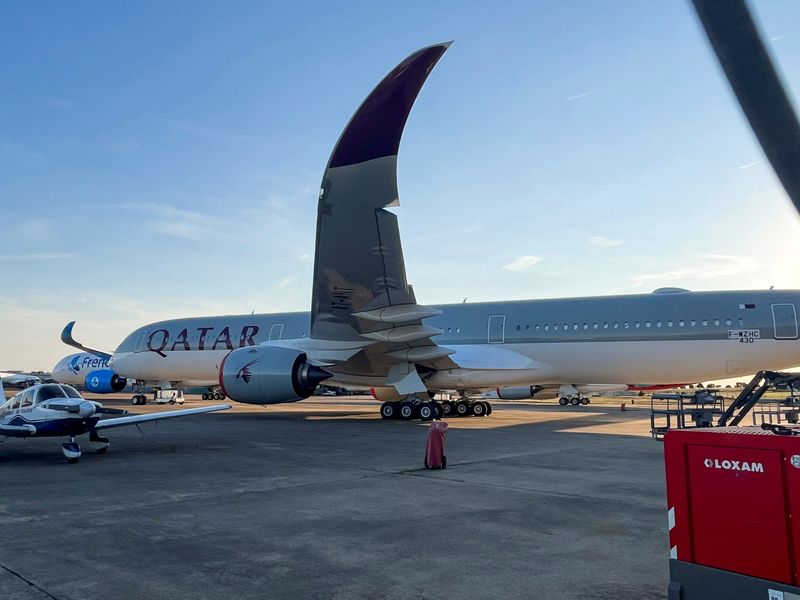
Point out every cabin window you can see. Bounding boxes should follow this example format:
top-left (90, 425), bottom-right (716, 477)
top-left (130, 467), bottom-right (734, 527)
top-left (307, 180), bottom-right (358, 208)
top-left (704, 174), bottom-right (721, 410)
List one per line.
top-left (635, 321), bottom-right (641, 328)
top-left (545, 324), bottom-right (550, 331)
top-left (623, 322), bottom-right (629, 329)
top-left (667, 320), bottom-right (673, 327)
top-left (714, 319), bottom-right (720, 326)
top-left (525, 324), bottom-right (530, 331)
top-left (702, 319), bottom-right (708, 326)
top-left (583, 323), bottom-right (588, 330)
top-left (725, 319), bottom-right (732, 326)
top-left (456, 327), bottom-right (460, 333)
top-left (515, 325), bottom-right (520, 331)
top-left (678, 320), bottom-right (684, 327)
top-left (563, 323), bottom-right (568, 330)
top-left (593, 323), bottom-right (598, 330)
top-left (738, 319), bottom-right (744, 327)
top-left (690, 320), bottom-right (696, 327)
top-left (535, 325), bottom-right (540, 331)
top-left (645, 321), bottom-right (651, 328)
top-left (613, 322), bottom-right (619, 329)
top-left (656, 321), bottom-right (662, 328)
top-left (603, 323), bottom-right (608, 329)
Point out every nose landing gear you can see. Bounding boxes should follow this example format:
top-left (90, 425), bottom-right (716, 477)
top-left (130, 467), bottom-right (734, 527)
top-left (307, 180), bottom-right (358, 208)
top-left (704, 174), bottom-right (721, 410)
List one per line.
top-left (62, 436), bottom-right (81, 464)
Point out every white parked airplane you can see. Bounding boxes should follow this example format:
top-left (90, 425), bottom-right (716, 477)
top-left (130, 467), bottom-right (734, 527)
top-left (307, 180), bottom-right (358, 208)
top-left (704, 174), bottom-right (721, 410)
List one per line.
top-left (65, 39), bottom-right (800, 421)
top-left (0, 371), bottom-right (41, 389)
top-left (0, 381), bottom-right (229, 462)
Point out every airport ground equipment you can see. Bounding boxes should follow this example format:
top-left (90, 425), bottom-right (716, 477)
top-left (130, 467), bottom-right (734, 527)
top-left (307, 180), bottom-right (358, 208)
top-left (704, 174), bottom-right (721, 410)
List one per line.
top-left (650, 390), bottom-right (726, 439)
top-left (718, 371), bottom-right (800, 427)
top-left (424, 421), bottom-right (448, 469)
top-left (664, 426), bottom-right (800, 599)
top-left (0, 383), bottom-right (229, 463)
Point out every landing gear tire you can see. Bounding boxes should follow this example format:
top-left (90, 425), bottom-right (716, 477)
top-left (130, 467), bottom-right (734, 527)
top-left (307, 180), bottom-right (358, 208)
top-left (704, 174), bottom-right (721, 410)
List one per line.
top-left (212, 392), bottom-right (221, 400)
top-left (442, 401), bottom-right (453, 417)
top-left (433, 402), bottom-right (443, 420)
top-left (62, 438), bottom-right (81, 464)
top-left (581, 398), bottom-right (590, 405)
top-left (485, 402), bottom-right (493, 415)
top-left (380, 402), bottom-right (397, 420)
top-left (419, 403), bottom-right (435, 421)
top-left (472, 401), bottom-right (486, 417)
top-left (570, 397), bottom-right (581, 406)
top-left (202, 393), bottom-right (209, 400)
top-left (456, 401), bottom-right (470, 417)
top-left (399, 401), bottom-right (416, 420)
top-left (558, 397), bottom-right (568, 406)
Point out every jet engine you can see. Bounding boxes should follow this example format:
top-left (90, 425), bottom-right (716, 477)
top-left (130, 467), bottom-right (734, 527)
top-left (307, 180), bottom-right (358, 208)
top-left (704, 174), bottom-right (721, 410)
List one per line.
top-left (84, 369), bottom-right (128, 393)
top-left (494, 386), bottom-right (555, 400)
top-left (219, 346), bottom-right (332, 404)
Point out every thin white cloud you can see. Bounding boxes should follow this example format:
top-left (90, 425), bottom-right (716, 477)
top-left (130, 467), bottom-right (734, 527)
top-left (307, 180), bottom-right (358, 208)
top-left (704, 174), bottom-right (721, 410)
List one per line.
top-left (628, 254), bottom-right (762, 288)
top-left (276, 276), bottom-right (297, 288)
top-left (770, 35), bottom-right (785, 42)
top-left (737, 161), bottom-right (760, 170)
top-left (0, 252), bottom-right (76, 260)
top-left (587, 235), bottom-right (623, 247)
top-left (502, 255), bottom-right (542, 272)
top-left (121, 202), bottom-right (219, 241)
top-left (565, 89), bottom-right (599, 102)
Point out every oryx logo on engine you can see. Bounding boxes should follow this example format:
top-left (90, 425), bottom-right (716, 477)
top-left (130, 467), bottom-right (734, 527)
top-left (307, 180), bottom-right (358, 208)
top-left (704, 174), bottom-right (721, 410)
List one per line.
top-left (236, 359), bottom-right (260, 384)
top-left (703, 457), bottom-right (764, 473)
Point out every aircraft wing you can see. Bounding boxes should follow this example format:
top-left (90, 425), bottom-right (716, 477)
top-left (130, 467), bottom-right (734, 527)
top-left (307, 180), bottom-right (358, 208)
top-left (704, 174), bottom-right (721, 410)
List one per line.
top-left (93, 404), bottom-right (230, 430)
top-left (310, 43), bottom-right (455, 394)
top-left (60, 321), bottom-right (112, 361)
top-left (0, 423), bottom-right (36, 437)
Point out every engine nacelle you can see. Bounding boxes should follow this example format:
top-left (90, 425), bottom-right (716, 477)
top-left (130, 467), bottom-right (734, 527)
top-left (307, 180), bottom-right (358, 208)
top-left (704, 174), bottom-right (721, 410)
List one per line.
top-left (219, 346), bottom-right (332, 405)
top-left (84, 369), bottom-right (127, 393)
top-left (494, 386), bottom-right (555, 400)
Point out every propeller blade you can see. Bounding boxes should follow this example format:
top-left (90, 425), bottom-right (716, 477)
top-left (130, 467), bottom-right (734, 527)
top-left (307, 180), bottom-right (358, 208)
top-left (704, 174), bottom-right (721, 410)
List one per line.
top-left (691, 0), bottom-right (800, 213)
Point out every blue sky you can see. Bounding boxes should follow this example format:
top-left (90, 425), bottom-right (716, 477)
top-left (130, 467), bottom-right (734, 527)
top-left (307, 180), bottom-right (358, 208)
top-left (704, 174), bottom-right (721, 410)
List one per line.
top-left (1, 0), bottom-right (799, 370)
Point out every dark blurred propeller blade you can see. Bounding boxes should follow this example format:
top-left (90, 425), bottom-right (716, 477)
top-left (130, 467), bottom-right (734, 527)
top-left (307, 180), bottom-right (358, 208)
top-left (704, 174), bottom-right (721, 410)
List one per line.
top-left (691, 0), bottom-right (800, 213)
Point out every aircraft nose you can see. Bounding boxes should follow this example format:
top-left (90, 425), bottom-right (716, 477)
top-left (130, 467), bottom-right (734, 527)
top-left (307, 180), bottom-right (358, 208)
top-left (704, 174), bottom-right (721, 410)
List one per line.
top-left (78, 401), bottom-right (96, 418)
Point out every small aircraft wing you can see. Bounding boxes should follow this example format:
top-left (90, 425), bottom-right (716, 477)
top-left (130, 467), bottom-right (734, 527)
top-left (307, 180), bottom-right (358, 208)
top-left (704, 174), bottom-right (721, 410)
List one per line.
top-left (0, 423), bottom-right (36, 437)
top-left (93, 404), bottom-right (230, 430)
top-left (60, 321), bottom-right (112, 361)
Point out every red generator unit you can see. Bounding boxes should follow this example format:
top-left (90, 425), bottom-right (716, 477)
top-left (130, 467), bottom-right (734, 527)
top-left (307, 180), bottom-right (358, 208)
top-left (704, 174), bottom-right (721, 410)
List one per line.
top-left (664, 426), bottom-right (800, 599)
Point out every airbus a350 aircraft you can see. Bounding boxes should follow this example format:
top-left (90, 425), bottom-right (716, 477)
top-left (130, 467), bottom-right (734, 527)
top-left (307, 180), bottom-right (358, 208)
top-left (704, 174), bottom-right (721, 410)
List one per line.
top-left (68, 37), bottom-right (800, 421)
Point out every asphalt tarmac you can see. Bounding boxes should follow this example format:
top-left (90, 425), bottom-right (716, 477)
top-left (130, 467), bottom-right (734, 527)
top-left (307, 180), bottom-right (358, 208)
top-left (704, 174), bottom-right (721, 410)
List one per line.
top-left (0, 395), bottom-right (668, 599)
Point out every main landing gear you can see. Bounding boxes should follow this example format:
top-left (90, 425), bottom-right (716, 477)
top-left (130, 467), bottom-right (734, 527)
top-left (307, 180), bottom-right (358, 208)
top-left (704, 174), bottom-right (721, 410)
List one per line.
top-left (202, 391), bottom-right (226, 401)
top-left (379, 398), bottom-right (493, 420)
top-left (558, 396), bottom-right (590, 406)
top-left (61, 431), bottom-right (111, 464)
top-left (131, 394), bottom-right (148, 405)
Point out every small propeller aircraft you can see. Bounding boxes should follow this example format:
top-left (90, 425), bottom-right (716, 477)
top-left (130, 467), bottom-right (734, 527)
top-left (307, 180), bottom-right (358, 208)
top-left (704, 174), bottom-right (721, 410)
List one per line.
top-left (0, 380), bottom-right (229, 463)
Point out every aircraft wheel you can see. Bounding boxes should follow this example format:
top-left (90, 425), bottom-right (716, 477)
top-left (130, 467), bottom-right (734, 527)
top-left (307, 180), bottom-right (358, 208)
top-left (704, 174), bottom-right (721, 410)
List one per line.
top-left (456, 401), bottom-right (470, 416)
top-left (581, 398), bottom-right (590, 405)
top-left (380, 402), bottom-right (396, 420)
top-left (485, 402), bottom-right (493, 415)
top-left (399, 401), bottom-right (415, 420)
top-left (442, 401), bottom-right (453, 416)
top-left (67, 457), bottom-right (80, 464)
top-left (472, 401), bottom-right (486, 417)
top-left (140, 396), bottom-right (147, 405)
top-left (169, 399), bottom-right (176, 405)
top-left (570, 397), bottom-right (580, 406)
top-left (202, 393), bottom-right (209, 400)
top-left (433, 402), bottom-right (443, 420)
top-left (131, 396), bottom-right (139, 405)
top-left (419, 403), bottom-right (434, 421)
top-left (558, 397), bottom-right (568, 406)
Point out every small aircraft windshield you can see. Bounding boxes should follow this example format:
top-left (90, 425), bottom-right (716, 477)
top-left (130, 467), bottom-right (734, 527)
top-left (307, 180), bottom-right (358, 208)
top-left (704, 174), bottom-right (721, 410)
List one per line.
top-left (35, 384), bottom-right (67, 402)
top-left (59, 385), bottom-right (82, 399)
